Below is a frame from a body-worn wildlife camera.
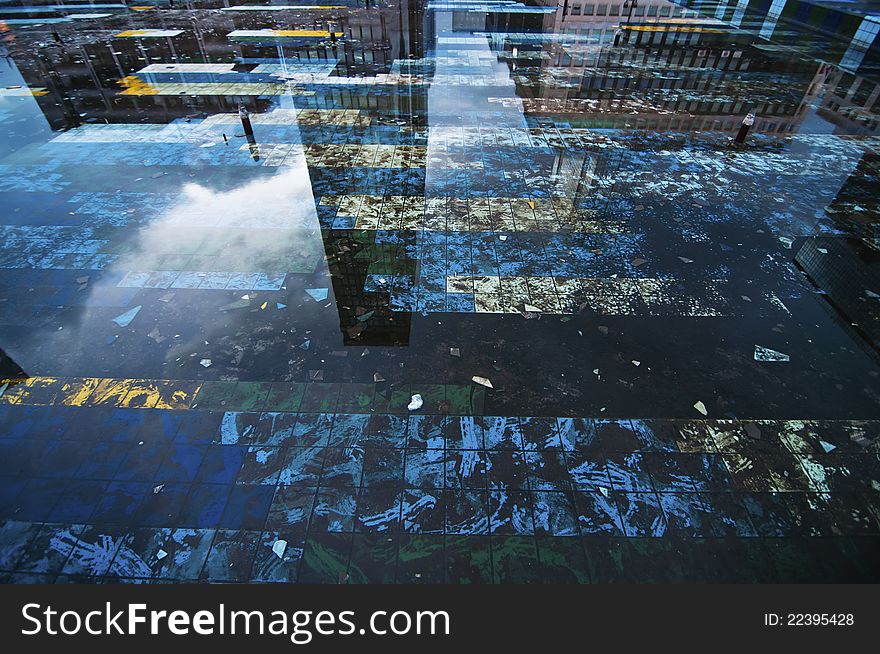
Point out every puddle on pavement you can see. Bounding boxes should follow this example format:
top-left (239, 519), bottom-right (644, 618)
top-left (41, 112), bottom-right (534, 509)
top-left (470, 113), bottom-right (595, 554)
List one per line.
top-left (0, 0), bottom-right (879, 583)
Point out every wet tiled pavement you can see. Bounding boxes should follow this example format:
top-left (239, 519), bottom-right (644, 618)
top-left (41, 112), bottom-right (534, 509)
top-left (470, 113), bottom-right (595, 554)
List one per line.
top-left (1, 0), bottom-right (880, 583)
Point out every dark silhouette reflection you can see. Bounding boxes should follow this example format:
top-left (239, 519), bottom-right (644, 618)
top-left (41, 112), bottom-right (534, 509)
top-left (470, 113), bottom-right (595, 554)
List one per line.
top-left (239, 105), bottom-right (260, 162)
top-left (796, 151), bottom-right (880, 352)
top-left (0, 348), bottom-right (27, 382)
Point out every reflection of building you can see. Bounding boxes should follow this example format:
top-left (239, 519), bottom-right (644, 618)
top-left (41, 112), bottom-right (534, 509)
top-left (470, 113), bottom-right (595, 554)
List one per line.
top-left (545, 0), bottom-right (700, 25)
top-left (819, 150), bottom-right (880, 247)
top-left (795, 235), bottom-right (880, 353)
top-left (678, 0), bottom-right (880, 73)
top-left (5, 5), bottom-right (426, 129)
top-left (795, 148), bottom-right (880, 351)
top-left (4, 0), bottom-right (880, 334)
top-left (325, 233), bottom-right (415, 346)
top-left (2, 4), bottom-right (426, 347)
top-left (512, 0), bottom-right (823, 134)
top-left (817, 65), bottom-right (880, 135)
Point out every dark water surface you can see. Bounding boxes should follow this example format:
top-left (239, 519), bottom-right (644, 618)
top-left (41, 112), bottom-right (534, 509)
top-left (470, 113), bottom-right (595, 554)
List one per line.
top-left (0, 0), bottom-right (879, 583)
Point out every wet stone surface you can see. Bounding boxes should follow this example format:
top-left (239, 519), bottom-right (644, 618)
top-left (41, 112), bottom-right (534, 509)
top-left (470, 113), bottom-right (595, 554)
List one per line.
top-left (1, 0), bottom-right (880, 582)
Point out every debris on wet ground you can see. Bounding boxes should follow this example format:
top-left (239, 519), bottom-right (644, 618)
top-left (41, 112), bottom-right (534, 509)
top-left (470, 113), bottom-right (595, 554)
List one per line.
top-left (407, 394), bottom-right (423, 411)
top-left (754, 345), bottom-right (790, 362)
top-left (112, 305), bottom-right (141, 327)
top-left (147, 328), bottom-right (166, 344)
top-left (305, 288), bottom-right (329, 302)
top-left (156, 549), bottom-right (167, 561)
top-left (4, 1), bottom-right (880, 588)
top-left (272, 540), bottom-right (287, 559)
top-left (768, 294), bottom-right (791, 314)
top-left (220, 297), bottom-right (250, 311)
top-left (519, 304), bottom-right (541, 319)
top-left (346, 322), bottom-right (366, 338)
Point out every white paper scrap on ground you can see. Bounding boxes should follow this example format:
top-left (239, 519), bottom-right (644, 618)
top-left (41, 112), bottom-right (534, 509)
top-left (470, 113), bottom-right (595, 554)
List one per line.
top-left (754, 345), bottom-right (790, 362)
top-left (305, 288), bottom-right (329, 301)
top-left (272, 539), bottom-right (288, 559)
top-left (112, 305), bottom-right (142, 327)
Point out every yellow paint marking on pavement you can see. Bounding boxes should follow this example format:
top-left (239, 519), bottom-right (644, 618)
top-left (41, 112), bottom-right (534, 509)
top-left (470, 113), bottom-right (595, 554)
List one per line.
top-left (156, 385), bottom-right (200, 410)
top-left (87, 378), bottom-right (134, 406)
top-left (0, 376), bottom-right (203, 411)
top-left (59, 378), bottom-right (101, 406)
top-left (18, 377), bottom-right (60, 405)
top-left (119, 381), bottom-right (162, 409)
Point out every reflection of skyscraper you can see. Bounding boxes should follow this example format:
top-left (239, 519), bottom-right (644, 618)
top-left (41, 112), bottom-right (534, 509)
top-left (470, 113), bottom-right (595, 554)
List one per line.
top-left (819, 150), bottom-right (880, 247)
top-left (681, 0), bottom-right (880, 74)
top-left (521, 0), bottom-right (824, 135)
top-left (2, 6), bottom-right (430, 347)
top-left (552, 147), bottom-right (595, 213)
top-left (795, 150), bottom-right (880, 351)
top-left (818, 65), bottom-right (880, 135)
top-left (6, 5), bottom-right (426, 128)
top-left (325, 233), bottom-right (414, 346)
top-left (795, 234), bottom-right (880, 353)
